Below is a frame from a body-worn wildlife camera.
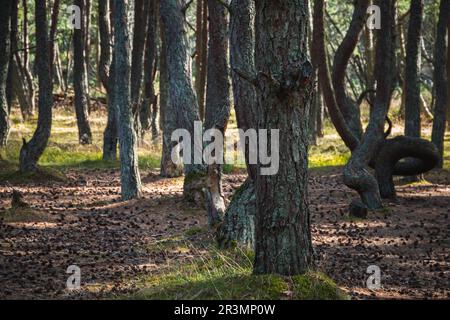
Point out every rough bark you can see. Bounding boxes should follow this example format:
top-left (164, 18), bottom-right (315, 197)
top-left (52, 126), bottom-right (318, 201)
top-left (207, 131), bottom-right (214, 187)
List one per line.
top-left (19, 0), bottom-right (53, 173)
top-left (113, 0), bottom-right (142, 200)
top-left (331, 0), bottom-right (369, 140)
top-left (73, 0), bottom-right (93, 145)
top-left (404, 0), bottom-right (423, 139)
top-left (204, 0), bottom-right (231, 227)
top-left (0, 0), bottom-right (12, 149)
top-left (195, 0), bottom-right (208, 120)
top-left (216, 0), bottom-right (257, 249)
top-left (431, 0), bottom-right (449, 168)
top-left (159, 22), bottom-right (183, 178)
top-left (160, 0), bottom-right (206, 202)
top-left (253, 0), bottom-right (314, 276)
top-left (140, 0), bottom-right (158, 140)
top-left (343, 0), bottom-right (397, 210)
top-left (103, 53), bottom-right (118, 161)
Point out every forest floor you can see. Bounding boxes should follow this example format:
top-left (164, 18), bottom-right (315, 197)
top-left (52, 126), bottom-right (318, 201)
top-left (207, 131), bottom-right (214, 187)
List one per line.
top-left (0, 106), bottom-right (449, 300)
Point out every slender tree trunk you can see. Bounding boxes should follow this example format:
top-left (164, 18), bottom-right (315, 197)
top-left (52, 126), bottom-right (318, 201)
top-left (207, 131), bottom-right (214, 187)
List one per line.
top-left (22, 0), bottom-right (35, 115)
top-left (404, 0), bottom-right (423, 138)
top-left (19, 0), bottom-right (53, 172)
top-left (6, 0), bottom-right (18, 113)
top-left (140, 0), bottom-right (158, 140)
top-left (98, 0), bottom-right (111, 91)
top-left (73, 0), bottom-right (93, 145)
top-left (0, 0), bottom-right (12, 149)
top-left (113, 0), bottom-right (142, 200)
top-left (130, 0), bottom-right (148, 137)
top-left (84, 0), bottom-right (91, 103)
top-left (253, 0), bottom-right (314, 276)
top-left (331, 0), bottom-right (369, 140)
top-left (160, 0), bottom-right (206, 202)
top-left (159, 21), bottom-right (183, 178)
top-left (343, 0), bottom-right (397, 209)
top-left (204, 0), bottom-right (231, 227)
top-left (11, 58), bottom-right (31, 120)
top-left (447, 7), bottom-right (450, 131)
top-left (431, 0), bottom-right (449, 168)
top-left (216, 0), bottom-right (257, 249)
top-left (103, 53), bottom-right (118, 160)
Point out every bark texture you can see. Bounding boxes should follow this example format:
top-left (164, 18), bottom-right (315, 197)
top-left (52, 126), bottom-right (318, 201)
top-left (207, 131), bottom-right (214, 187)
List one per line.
top-left (216, 0), bottom-right (257, 248)
top-left (431, 0), bottom-right (449, 168)
top-left (160, 0), bottom-right (206, 202)
top-left (113, 0), bottom-right (142, 200)
top-left (19, 0), bottom-right (53, 172)
top-left (204, 0), bottom-right (231, 227)
top-left (253, 0), bottom-right (314, 275)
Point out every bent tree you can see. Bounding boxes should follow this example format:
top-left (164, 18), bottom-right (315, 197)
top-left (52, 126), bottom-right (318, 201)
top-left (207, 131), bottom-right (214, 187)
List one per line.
top-left (73, 0), bottom-right (92, 145)
top-left (113, 0), bottom-right (142, 200)
top-left (0, 0), bottom-right (13, 149)
top-left (252, 0), bottom-right (314, 275)
top-left (19, 0), bottom-right (53, 173)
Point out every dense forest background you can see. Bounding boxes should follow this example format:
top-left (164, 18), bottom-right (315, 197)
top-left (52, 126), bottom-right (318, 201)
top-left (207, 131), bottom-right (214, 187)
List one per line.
top-left (0, 0), bottom-right (448, 300)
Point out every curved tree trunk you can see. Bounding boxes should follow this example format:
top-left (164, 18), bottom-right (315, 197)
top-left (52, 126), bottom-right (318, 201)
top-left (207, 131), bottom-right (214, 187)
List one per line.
top-left (431, 0), bottom-right (449, 168)
top-left (0, 0), bottom-right (12, 149)
top-left (253, 0), bottom-right (314, 276)
top-left (73, 0), bottom-right (93, 145)
top-left (113, 0), bottom-right (142, 200)
top-left (19, 0), bottom-right (53, 173)
top-left (204, 0), bottom-right (231, 227)
top-left (331, 0), bottom-right (369, 140)
top-left (160, 0), bottom-right (206, 203)
top-left (343, 0), bottom-right (397, 210)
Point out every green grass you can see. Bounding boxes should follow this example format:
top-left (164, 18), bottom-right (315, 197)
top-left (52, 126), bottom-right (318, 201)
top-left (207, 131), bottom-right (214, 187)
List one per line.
top-left (126, 247), bottom-right (348, 300)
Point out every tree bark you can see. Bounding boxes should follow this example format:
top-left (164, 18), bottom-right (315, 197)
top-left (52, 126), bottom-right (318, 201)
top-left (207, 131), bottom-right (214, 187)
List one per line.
top-left (19, 0), bottom-right (53, 173)
top-left (343, 0), bottom-right (397, 209)
top-left (431, 0), bottom-right (449, 168)
top-left (113, 0), bottom-right (142, 200)
top-left (331, 0), bottom-right (369, 140)
top-left (160, 0), bottom-right (206, 203)
top-left (130, 0), bottom-right (148, 135)
top-left (73, 0), bottom-right (93, 145)
top-left (140, 0), bottom-right (158, 140)
top-left (216, 0), bottom-right (257, 249)
top-left (404, 0), bottom-right (423, 139)
top-left (204, 0), bottom-right (231, 227)
top-left (159, 21), bottom-right (183, 178)
top-left (253, 0), bottom-right (314, 276)
top-left (98, 0), bottom-right (111, 91)
top-left (0, 0), bottom-right (12, 149)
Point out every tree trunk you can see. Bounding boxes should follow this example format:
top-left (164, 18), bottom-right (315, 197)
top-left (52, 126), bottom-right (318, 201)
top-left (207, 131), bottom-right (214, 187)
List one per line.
top-left (73, 0), bottom-right (93, 145)
top-left (253, 0), bottom-right (314, 276)
top-left (130, 0), bottom-right (148, 136)
top-left (431, 0), bottom-right (449, 168)
top-left (6, 0), bottom-right (18, 113)
top-left (204, 0), bottom-right (231, 227)
top-left (404, 0), bottom-right (423, 139)
top-left (98, 0), bottom-right (111, 91)
top-left (343, 0), bottom-right (397, 209)
top-left (216, 0), bottom-right (257, 248)
top-left (159, 22), bottom-right (183, 178)
top-left (19, 0), bottom-right (53, 173)
top-left (103, 53), bottom-right (118, 161)
top-left (0, 0), bottom-right (12, 149)
top-left (160, 0), bottom-right (206, 203)
top-left (139, 0), bottom-right (158, 140)
top-left (113, 0), bottom-right (142, 200)
top-left (331, 0), bottom-right (369, 140)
